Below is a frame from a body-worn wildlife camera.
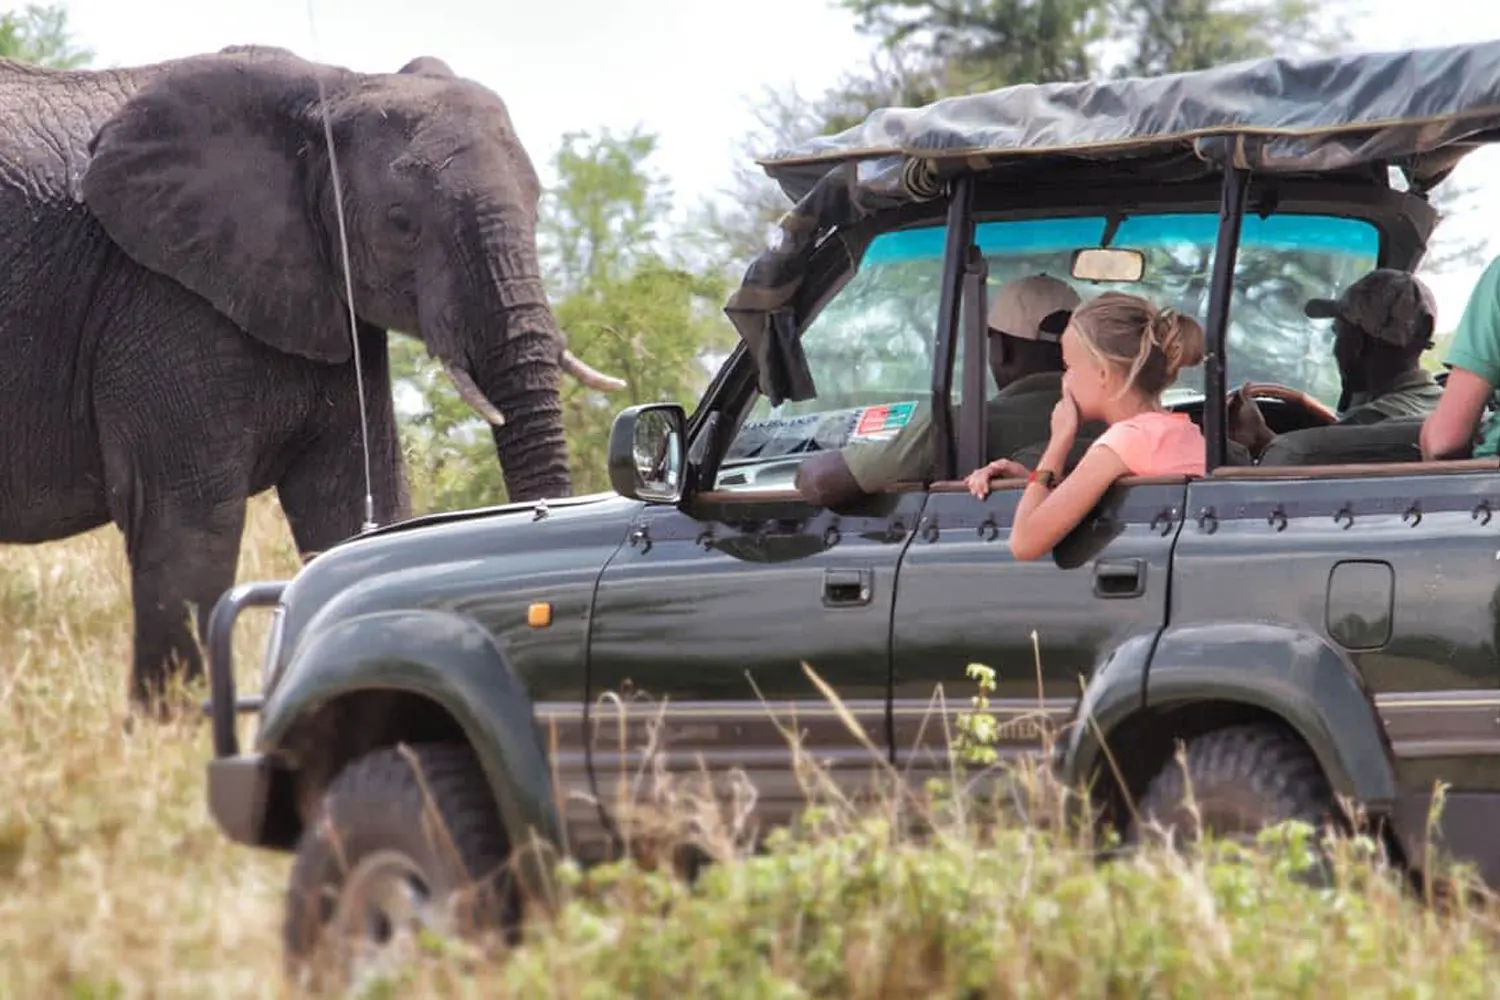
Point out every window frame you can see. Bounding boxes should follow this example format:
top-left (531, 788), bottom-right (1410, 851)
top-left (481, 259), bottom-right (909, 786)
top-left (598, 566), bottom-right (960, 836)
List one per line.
top-left (689, 175), bottom-right (1445, 501)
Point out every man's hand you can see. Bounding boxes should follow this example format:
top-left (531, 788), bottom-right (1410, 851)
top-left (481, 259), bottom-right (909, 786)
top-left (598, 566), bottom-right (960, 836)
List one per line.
top-left (1228, 382), bottom-right (1276, 457)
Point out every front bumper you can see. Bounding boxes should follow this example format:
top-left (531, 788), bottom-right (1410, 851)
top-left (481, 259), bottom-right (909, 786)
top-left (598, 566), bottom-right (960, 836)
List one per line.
top-left (207, 754), bottom-right (275, 847)
top-left (203, 580), bottom-right (290, 848)
top-left (205, 580), bottom-right (287, 758)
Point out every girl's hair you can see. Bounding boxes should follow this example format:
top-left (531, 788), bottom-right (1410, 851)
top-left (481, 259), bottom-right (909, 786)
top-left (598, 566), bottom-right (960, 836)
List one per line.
top-left (1069, 291), bottom-right (1205, 399)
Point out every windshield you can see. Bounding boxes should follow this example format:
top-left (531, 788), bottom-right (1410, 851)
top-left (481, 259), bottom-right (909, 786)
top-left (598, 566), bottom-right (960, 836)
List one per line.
top-left (723, 208), bottom-right (1381, 473)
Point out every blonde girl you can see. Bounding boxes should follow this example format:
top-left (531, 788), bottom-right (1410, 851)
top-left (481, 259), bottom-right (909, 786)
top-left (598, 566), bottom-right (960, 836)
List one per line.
top-left (964, 291), bottom-right (1206, 561)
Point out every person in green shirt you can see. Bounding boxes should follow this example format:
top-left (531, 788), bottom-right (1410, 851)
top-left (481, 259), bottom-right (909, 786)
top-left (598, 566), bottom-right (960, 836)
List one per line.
top-left (1422, 253), bottom-right (1500, 460)
top-left (794, 272), bottom-right (1099, 507)
top-left (1229, 267), bottom-right (1443, 462)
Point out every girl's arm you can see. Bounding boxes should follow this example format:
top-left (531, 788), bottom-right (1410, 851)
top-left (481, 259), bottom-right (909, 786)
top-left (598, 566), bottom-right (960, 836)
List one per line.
top-left (1009, 441), bottom-right (1128, 561)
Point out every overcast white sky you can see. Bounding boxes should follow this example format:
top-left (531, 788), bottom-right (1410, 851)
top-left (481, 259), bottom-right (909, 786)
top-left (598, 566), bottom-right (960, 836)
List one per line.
top-left (34, 0), bottom-right (1500, 330)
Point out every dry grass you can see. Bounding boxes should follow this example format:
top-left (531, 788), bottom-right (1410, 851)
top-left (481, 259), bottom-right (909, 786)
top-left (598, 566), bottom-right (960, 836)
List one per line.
top-left (0, 494), bottom-right (298, 1000)
top-left (3, 493), bottom-right (1500, 998)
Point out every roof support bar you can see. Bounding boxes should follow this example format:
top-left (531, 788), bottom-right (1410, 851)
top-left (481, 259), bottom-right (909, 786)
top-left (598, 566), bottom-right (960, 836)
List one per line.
top-left (957, 243), bottom-right (991, 476)
top-left (1203, 165), bottom-right (1250, 473)
top-left (931, 174), bottom-right (976, 482)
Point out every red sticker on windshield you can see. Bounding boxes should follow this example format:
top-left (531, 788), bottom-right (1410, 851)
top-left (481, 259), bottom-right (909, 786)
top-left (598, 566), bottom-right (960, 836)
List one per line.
top-left (854, 401), bottom-right (916, 438)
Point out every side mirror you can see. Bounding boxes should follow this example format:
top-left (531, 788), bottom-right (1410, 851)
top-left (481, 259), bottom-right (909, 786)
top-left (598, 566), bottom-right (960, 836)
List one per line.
top-left (608, 403), bottom-right (687, 503)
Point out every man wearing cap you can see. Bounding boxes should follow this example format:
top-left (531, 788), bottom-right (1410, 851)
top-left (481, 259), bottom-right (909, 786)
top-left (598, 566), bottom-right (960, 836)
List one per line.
top-left (1421, 254), bottom-right (1500, 460)
top-left (1229, 268), bottom-right (1442, 461)
top-left (794, 272), bottom-right (1099, 507)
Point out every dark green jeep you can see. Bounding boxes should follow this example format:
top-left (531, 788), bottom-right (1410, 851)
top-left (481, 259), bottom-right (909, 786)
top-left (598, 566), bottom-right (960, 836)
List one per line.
top-left (206, 40), bottom-right (1500, 974)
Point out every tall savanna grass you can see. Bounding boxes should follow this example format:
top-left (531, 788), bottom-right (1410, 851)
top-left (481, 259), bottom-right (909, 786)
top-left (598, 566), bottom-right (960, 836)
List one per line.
top-left (1, 493), bottom-right (1498, 998)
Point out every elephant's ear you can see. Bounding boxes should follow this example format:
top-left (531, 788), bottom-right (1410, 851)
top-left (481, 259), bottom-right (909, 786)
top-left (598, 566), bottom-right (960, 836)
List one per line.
top-left (80, 51), bottom-right (354, 364)
top-left (398, 56), bottom-right (455, 77)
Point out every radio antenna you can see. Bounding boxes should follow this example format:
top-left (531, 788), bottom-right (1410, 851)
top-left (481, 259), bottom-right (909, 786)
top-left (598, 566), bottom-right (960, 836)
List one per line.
top-left (305, 0), bottom-right (378, 533)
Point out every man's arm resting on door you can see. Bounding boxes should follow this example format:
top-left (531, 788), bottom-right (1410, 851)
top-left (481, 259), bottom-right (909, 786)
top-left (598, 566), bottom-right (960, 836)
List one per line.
top-left (794, 451), bottom-right (867, 507)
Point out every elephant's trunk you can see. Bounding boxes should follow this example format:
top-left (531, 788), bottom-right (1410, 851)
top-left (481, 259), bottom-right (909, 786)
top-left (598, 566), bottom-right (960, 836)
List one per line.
top-left (432, 207), bottom-right (625, 504)
top-left (465, 266), bottom-right (574, 503)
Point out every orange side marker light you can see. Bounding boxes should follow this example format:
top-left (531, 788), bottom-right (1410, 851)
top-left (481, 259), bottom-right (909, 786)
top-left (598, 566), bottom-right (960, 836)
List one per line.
top-left (527, 602), bottom-right (553, 628)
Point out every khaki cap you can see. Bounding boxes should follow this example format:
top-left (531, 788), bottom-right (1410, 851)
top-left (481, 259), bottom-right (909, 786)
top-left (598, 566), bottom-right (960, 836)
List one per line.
top-left (988, 273), bottom-right (1082, 342)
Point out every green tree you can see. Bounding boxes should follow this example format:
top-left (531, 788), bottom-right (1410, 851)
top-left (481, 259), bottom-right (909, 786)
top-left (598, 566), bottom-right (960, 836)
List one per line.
top-left (705, 0), bottom-right (1352, 280)
top-left (1108, 0), bottom-right (1345, 77)
top-left (0, 3), bottom-right (92, 68)
top-left (397, 127), bottom-right (734, 513)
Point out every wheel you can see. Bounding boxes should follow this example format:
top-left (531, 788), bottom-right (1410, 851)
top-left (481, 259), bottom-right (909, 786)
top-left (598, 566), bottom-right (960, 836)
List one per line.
top-left (282, 742), bottom-right (518, 990)
top-left (1130, 723), bottom-right (1336, 848)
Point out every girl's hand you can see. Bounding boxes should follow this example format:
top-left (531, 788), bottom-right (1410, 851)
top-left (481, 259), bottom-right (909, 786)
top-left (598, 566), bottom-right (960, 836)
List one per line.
top-left (964, 458), bottom-right (1029, 498)
top-left (1050, 384), bottom-right (1080, 441)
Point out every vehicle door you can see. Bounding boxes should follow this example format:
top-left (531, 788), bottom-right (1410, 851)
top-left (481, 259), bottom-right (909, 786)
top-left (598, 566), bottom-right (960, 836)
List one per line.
top-left (890, 474), bottom-right (1188, 778)
top-left (886, 212), bottom-right (1207, 782)
top-left (586, 226), bottom-right (943, 840)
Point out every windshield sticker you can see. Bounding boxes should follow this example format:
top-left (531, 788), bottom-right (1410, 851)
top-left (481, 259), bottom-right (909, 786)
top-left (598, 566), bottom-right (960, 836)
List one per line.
top-left (853, 401), bottom-right (917, 440)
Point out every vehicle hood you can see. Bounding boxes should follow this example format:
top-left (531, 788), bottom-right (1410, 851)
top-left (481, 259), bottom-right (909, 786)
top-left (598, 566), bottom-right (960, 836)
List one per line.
top-left (261, 489), bottom-right (644, 684)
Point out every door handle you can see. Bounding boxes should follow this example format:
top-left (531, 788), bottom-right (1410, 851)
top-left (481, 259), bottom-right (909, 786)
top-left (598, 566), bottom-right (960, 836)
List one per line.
top-left (1093, 558), bottom-right (1145, 599)
top-left (822, 568), bottom-right (873, 607)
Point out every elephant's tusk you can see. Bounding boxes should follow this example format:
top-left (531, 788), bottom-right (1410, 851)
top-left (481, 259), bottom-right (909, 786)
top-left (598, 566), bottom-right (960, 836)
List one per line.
top-left (560, 349), bottom-right (627, 392)
top-left (441, 362), bottom-right (507, 427)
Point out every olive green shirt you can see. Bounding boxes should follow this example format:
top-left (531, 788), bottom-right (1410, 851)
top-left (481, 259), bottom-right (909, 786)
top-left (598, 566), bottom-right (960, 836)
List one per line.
top-left (1338, 368), bottom-right (1444, 425)
top-left (844, 372), bottom-right (1064, 491)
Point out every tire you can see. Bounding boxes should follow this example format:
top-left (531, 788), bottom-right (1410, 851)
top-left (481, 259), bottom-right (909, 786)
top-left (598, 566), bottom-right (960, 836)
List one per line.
top-left (1130, 723), bottom-right (1336, 848)
top-left (282, 742), bottom-right (518, 989)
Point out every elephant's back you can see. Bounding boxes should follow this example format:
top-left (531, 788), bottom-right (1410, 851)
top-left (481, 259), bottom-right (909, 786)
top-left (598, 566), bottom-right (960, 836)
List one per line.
top-left (0, 60), bottom-right (169, 200)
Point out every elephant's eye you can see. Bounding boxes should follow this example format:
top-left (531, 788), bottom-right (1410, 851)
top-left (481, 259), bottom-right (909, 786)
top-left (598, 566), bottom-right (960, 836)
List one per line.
top-left (387, 205), bottom-right (415, 236)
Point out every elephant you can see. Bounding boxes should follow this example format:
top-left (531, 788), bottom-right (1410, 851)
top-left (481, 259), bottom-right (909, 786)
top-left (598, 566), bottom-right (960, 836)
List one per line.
top-left (0, 45), bottom-right (625, 712)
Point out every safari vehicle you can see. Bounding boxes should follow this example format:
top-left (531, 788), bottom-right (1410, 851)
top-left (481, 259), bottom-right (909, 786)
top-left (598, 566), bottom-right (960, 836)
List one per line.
top-left (206, 41), bottom-right (1500, 973)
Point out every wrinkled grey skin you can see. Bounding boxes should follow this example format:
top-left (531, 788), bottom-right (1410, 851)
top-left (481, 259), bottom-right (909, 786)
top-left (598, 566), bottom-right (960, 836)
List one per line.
top-left (0, 45), bottom-right (624, 712)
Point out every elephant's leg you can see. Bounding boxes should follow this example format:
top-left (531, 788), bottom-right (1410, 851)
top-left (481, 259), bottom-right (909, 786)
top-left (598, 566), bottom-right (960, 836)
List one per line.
top-left (105, 478), bottom-right (249, 713)
top-left (277, 334), bottom-right (410, 556)
top-left (92, 303), bottom-right (259, 714)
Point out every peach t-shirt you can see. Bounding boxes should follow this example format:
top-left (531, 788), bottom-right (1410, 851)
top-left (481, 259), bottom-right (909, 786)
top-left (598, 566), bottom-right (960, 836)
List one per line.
top-left (1089, 411), bottom-right (1205, 477)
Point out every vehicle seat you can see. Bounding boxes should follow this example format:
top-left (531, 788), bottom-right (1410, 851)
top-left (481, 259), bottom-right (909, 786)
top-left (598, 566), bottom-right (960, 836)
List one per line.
top-left (1257, 416), bottom-right (1426, 467)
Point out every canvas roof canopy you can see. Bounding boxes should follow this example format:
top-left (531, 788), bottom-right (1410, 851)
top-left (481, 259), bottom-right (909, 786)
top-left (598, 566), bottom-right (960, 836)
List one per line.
top-left (725, 39), bottom-right (1500, 406)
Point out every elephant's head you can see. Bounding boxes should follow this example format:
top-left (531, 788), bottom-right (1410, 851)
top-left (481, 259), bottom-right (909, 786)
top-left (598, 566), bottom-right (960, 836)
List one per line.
top-left (78, 45), bottom-right (623, 503)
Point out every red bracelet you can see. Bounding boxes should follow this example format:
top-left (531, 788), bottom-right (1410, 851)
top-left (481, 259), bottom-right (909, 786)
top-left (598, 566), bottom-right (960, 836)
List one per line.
top-left (1027, 468), bottom-right (1058, 488)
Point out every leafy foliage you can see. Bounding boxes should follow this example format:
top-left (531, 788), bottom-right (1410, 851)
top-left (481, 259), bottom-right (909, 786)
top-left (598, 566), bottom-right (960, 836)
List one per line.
top-left (0, 3), bottom-right (92, 68)
top-left (708, 0), bottom-right (1355, 282)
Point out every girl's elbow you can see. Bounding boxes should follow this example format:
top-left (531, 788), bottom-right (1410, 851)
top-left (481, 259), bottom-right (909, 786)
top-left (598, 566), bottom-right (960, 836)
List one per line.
top-left (1009, 532), bottom-right (1046, 561)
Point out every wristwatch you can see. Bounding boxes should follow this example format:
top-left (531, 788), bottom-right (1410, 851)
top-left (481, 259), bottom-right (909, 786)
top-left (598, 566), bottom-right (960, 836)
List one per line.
top-left (1027, 468), bottom-right (1058, 489)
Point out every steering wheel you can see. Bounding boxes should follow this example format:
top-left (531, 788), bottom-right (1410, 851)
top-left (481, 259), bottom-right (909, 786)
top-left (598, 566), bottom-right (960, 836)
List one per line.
top-left (1230, 381), bottom-right (1339, 426)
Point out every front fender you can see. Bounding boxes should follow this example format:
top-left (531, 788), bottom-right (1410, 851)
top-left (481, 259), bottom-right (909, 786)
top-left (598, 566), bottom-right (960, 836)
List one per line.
top-left (257, 608), bottom-right (563, 858)
top-left (1142, 622), bottom-right (1398, 809)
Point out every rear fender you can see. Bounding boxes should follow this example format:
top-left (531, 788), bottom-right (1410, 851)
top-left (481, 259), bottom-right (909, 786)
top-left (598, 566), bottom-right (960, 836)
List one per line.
top-left (1066, 622), bottom-right (1397, 812)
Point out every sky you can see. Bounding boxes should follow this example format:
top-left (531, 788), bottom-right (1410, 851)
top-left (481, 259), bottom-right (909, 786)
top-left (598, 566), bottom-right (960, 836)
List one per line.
top-left (36, 0), bottom-right (1500, 331)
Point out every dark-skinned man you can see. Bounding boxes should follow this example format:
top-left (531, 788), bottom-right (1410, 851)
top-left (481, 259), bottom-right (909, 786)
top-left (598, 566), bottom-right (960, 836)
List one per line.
top-left (795, 272), bottom-right (1101, 507)
top-left (1228, 268), bottom-right (1442, 462)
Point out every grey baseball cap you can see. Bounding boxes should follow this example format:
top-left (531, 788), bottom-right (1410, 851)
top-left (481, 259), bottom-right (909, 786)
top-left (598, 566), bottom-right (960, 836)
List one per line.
top-left (1304, 268), bottom-right (1437, 348)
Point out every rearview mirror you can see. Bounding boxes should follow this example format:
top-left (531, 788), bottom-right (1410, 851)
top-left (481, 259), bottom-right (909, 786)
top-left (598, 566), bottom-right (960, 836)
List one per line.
top-left (1072, 247), bottom-right (1146, 283)
top-left (608, 403), bottom-right (686, 503)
